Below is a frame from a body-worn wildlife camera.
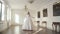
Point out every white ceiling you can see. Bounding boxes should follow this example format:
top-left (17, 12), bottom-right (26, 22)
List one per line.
top-left (4, 0), bottom-right (59, 10)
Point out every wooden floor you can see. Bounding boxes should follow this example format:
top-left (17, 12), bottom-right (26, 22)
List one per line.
top-left (0, 26), bottom-right (60, 34)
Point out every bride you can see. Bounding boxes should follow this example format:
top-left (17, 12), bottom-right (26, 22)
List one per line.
top-left (22, 12), bottom-right (33, 31)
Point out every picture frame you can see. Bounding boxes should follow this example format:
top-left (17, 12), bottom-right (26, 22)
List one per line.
top-left (53, 3), bottom-right (60, 16)
top-left (43, 8), bottom-right (48, 17)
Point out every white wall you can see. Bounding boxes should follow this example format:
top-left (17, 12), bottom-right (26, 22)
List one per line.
top-left (1, 0), bottom-right (60, 32)
top-left (37, 0), bottom-right (60, 32)
top-left (0, 0), bottom-right (12, 32)
top-left (11, 9), bottom-right (37, 26)
top-left (11, 0), bottom-right (60, 31)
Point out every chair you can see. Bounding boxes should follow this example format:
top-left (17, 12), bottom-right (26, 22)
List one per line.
top-left (42, 21), bottom-right (47, 28)
top-left (52, 22), bottom-right (60, 32)
top-left (37, 21), bottom-right (40, 30)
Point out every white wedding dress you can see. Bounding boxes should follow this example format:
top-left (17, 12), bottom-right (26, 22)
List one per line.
top-left (22, 15), bottom-right (33, 30)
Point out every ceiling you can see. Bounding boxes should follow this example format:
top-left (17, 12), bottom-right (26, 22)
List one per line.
top-left (4, 0), bottom-right (58, 10)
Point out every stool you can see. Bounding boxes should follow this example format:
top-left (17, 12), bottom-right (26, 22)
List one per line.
top-left (52, 22), bottom-right (60, 32)
top-left (42, 21), bottom-right (47, 28)
top-left (37, 21), bottom-right (40, 30)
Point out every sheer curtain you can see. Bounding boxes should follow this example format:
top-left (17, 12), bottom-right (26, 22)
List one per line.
top-left (7, 7), bottom-right (11, 21)
top-left (0, 2), bottom-right (2, 21)
top-left (1, 3), bottom-right (5, 21)
top-left (7, 6), bottom-right (11, 26)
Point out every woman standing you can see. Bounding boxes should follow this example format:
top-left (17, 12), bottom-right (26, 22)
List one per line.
top-left (22, 12), bottom-right (33, 31)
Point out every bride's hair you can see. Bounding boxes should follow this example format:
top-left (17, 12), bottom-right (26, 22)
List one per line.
top-left (27, 12), bottom-right (30, 16)
top-left (28, 12), bottom-right (30, 14)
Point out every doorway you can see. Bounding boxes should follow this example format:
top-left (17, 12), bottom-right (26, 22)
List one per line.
top-left (15, 14), bottom-right (20, 24)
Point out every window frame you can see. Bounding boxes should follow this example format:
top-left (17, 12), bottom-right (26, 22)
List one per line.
top-left (0, 1), bottom-right (2, 21)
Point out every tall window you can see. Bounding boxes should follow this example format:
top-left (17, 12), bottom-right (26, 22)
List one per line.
top-left (0, 1), bottom-right (5, 21)
top-left (2, 3), bottom-right (5, 21)
top-left (15, 14), bottom-right (19, 24)
top-left (0, 1), bottom-right (2, 21)
top-left (7, 7), bottom-right (11, 21)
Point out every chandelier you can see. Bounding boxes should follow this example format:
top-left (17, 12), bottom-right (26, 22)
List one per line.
top-left (24, 0), bottom-right (35, 11)
top-left (28, 0), bottom-right (35, 4)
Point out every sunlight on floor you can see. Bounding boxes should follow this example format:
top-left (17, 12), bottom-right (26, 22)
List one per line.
top-left (14, 26), bottom-right (20, 34)
top-left (33, 28), bottom-right (43, 34)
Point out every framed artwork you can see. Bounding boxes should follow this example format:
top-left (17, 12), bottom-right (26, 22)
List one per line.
top-left (53, 3), bottom-right (60, 16)
top-left (37, 11), bottom-right (40, 18)
top-left (42, 21), bottom-right (47, 24)
top-left (43, 9), bottom-right (48, 17)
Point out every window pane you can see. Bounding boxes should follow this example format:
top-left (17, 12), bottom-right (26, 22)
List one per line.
top-left (7, 7), bottom-right (10, 21)
top-left (2, 3), bottom-right (5, 21)
top-left (15, 14), bottom-right (19, 24)
top-left (0, 2), bottom-right (2, 21)
top-left (7, 7), bottom-right (11, 21)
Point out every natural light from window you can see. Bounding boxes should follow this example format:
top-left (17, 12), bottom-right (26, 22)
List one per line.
top-left (15, 14), bottom-right (19, 24)
top-left (7, 7), bottom-right (11, 21)
top-left (2, 3), bottom-right (5, 21)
